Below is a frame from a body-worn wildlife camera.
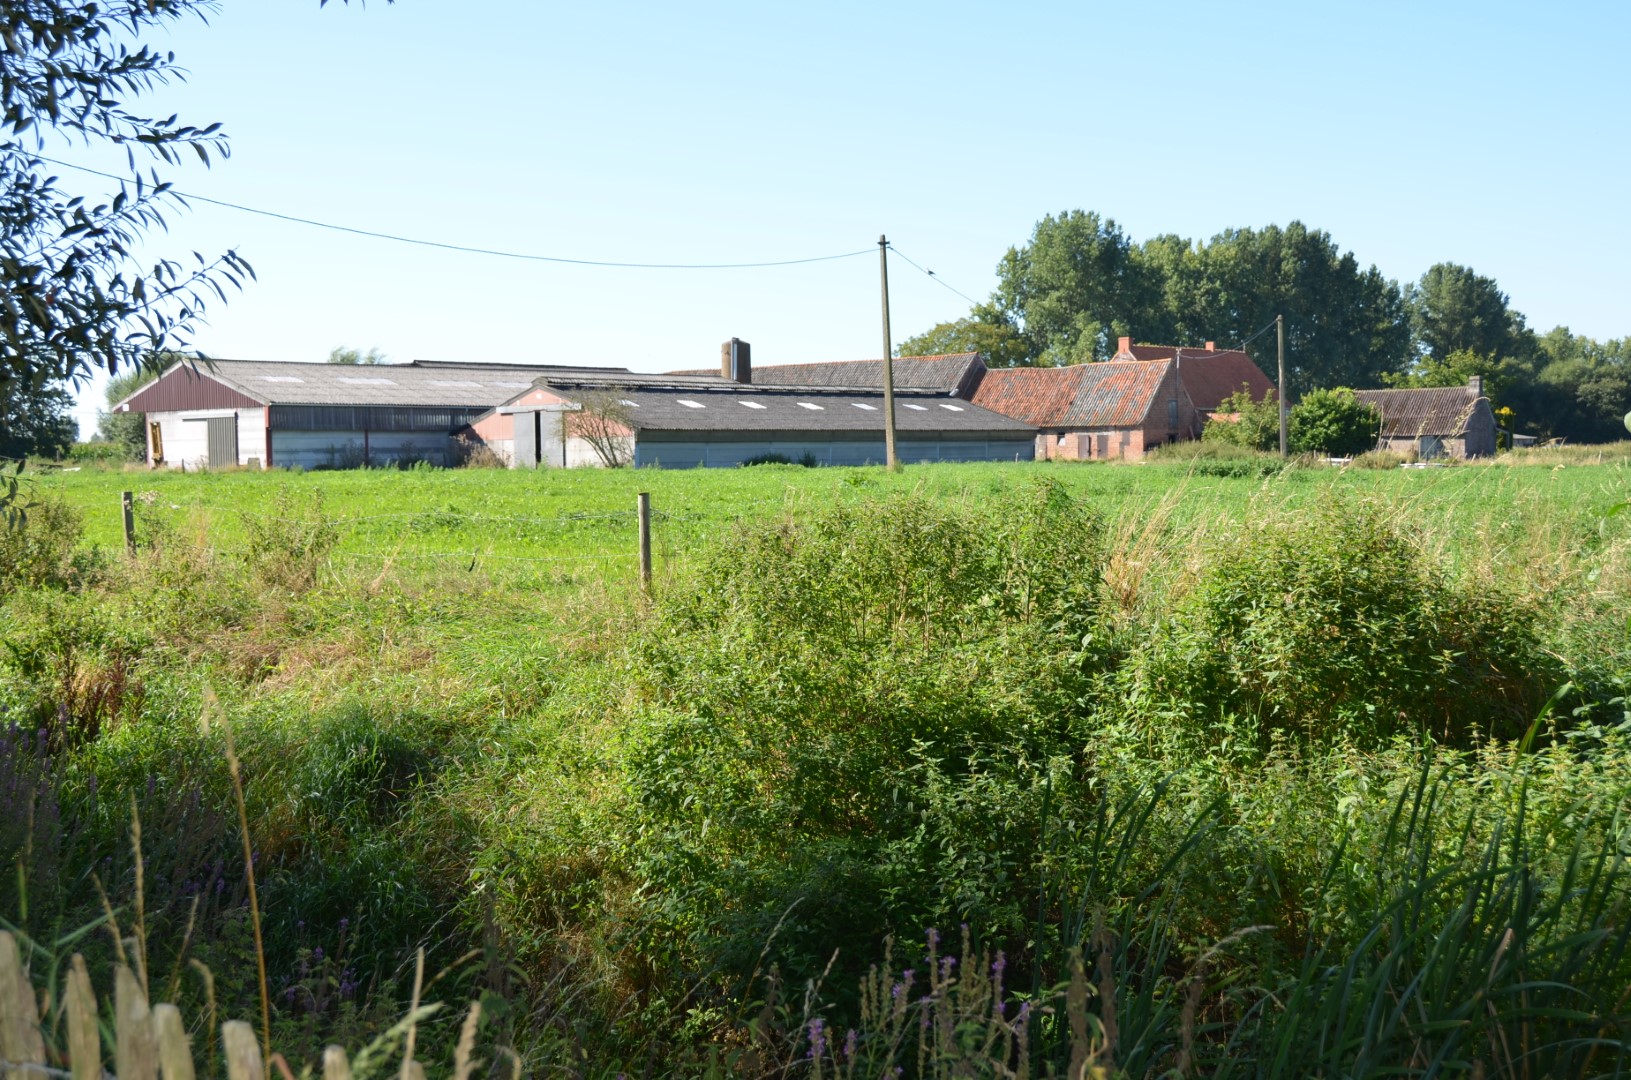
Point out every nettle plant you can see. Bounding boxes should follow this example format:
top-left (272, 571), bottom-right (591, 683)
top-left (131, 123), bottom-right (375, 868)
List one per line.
top-left (1122, 498), bottom-right (1558, 751)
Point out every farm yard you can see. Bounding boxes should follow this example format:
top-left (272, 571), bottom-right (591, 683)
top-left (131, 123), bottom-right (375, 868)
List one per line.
top-left (3, 449), bottom-right (1631, 1078)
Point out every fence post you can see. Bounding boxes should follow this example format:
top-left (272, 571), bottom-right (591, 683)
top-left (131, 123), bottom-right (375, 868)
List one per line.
top-left (637, 492), bottom-right (652, 588)
top-left (122, 490), bottom-right (136, 555)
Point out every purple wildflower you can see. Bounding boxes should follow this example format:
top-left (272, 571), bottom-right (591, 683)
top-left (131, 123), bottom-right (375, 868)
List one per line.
top-left (807, 1018), bottom-right (827, 1059)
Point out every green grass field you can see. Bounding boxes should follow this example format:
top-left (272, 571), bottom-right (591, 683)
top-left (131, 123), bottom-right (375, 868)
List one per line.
top-left (5, 452), bottom-right (1631, 1077)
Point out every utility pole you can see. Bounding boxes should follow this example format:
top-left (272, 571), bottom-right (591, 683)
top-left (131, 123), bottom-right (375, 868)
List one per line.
top-left (879, 234), bottom-right (898, 470)
top-left (1277, 314), bottom-right (1288, 457)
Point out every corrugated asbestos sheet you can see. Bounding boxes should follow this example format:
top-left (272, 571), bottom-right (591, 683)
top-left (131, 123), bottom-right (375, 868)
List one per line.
top-left (1354, 387), bottom-right (1482, 437)
top-left (540, 382), bottom-right (1034, 434)
top-left (121, 359), bottom-right (634, 411)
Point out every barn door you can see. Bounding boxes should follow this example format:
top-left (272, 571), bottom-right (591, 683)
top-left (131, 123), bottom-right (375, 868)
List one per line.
top-left (206, 415), bottom-right (239, 468)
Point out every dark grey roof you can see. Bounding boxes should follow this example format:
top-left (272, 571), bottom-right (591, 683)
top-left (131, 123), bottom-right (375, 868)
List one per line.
top-left (124, 358), bottom-right (634, 409)
top-left (534, 380), bottom-right (1035, 434)
top-left (669, 353), bottom-right (987, 396)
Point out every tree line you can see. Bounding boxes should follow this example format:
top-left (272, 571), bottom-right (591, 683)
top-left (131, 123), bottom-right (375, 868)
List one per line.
top-left (900, 211), bottom-right (1631, 442)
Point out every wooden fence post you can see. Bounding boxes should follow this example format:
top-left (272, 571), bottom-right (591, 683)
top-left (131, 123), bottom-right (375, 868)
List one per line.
top-left (66, 956), bottom-right (100, 1080)
top-left (122, 490), bottom-right (137, 555)
top-left (115, 965), bottom-right (157, 1080)
top-left (221, 1021), bottom-right (263, 1080)
top-left (0, 931), bottom-right (46, 1080)
top-left (637, 492), bottom-right (652, 588)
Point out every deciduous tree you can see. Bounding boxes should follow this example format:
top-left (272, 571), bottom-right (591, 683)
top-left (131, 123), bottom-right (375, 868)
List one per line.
top-left (568, 388), bottom-right (634, 468)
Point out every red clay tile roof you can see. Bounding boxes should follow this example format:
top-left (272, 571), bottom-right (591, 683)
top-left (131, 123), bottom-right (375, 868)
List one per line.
top-left (1105, 344), bottom-right (1275, 412)
top-left (1353, 386), bottom-right (1486, 438)
top-left (972, 361), bottom-right (1170, 428)
top-left (1176, 353), bottom-right (1276, 412)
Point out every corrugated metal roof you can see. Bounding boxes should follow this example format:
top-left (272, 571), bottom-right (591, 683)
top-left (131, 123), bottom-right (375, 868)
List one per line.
top-left (533, 381), bottom-right (1034, 434)
top-left (668, 353), bottom-right (986, 396)
top-left (1354, 386), bottom-right (1485, 438)
top-left (119, 358), bottom-right (634, 411)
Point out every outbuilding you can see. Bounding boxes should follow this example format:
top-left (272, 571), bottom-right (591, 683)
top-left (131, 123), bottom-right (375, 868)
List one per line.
top-left (113, 358), bottom-right (618, 469)
top-left (1354, 377), bottom-right (1498, 459)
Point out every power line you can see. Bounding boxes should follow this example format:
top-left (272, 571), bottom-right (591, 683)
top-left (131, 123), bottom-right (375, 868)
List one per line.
top-left (886, 244), bottom-right (984, 307)
top-left (22, 153), bottom-right (876, 270)
top-left (1233, 317), bottom-right (1280, 351)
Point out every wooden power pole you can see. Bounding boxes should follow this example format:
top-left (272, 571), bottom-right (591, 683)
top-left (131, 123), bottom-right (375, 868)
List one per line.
top-left (879, 235), bottom-right (898, 470)
top-left (1277, 314), bottom-right (1288, 457)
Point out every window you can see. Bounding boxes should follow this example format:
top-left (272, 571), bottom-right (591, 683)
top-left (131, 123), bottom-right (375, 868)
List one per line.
top-left (677, 399), bottom-right (705, 409)
top-left (1167, 399), bottom-right (1178, 427)
top-left (337, 376), bottom-right (396, 385)
top-left (797, 402), bottom-right (824, 410)
top-left (619, 399), bottom-right (640, 407)
top-left (739, 401), bottom-right (767, 410)
top-left (902, 403), bottom-right (928, 411)
top-left (937, 403), bottom-right (964, 412)
top-left (851, 402), bottom-right (877, 411)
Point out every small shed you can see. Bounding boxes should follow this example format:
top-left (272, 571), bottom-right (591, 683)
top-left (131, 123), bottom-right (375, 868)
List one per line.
top-left (1354, 377), bottom-right (1497, 459)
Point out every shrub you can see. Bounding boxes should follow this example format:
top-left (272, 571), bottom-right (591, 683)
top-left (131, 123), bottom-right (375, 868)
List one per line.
top-left (1120, 498), bottom-right (1558, 751)
top-left (66, 440), bottom-right (131, 465)
top-left (1145, 440), bottom-right (1285, 478)
top-left (240, 489), bottom-right (339, 591)
top-left (0, 495), bottom-right (93, 596)
top-left (1201, 386), bottom-right (1280, 451)
top-left (1350, 448), bottom-right (1412, 469)
top-left (616, 482), bottom-right (1106, 977)
top-left (739, 452), bottom-right (793, 466)
top-left (1288, 387), bottom-right (1381, 456)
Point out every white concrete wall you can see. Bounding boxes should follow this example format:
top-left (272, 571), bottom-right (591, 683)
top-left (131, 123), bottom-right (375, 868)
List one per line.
top-left (147, 409), bottom-right (268, 469)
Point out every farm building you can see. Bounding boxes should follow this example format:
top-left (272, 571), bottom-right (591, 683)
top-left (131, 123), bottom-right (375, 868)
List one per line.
top-left (726, 337), bottom-right (1276, 461)
top-left (112, 357), bottom-right (623, 469)
top-left (1354, 377), bottom-right (1498, 459)
top-left (471, 342), bottom-right (1036, 468)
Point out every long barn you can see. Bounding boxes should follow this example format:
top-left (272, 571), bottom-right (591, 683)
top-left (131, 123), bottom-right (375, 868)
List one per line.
top-left (113, 358), bottom-right (625, 469)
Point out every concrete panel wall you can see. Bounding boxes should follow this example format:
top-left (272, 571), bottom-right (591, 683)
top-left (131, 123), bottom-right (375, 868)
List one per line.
top-left (147, 409), bottom-right (268, 468)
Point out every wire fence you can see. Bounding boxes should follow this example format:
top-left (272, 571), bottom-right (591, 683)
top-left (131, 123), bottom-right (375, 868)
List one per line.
top-left (112, 490), bottom-right (823, 575)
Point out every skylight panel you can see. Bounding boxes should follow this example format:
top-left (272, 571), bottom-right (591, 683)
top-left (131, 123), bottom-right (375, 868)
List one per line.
top-left (797, 402), bottom-right (824, 410)
top-left (902, 403), bottom-right (928, 411)
top-left (739, 401), bottom-right (767, 410)
top-left (337, 376), bottom-right (396, 385)
top-left (851, 402), bottom-right (877, 411)
top-left (619, 399), bottom-right (640, 407)
top-left (677, 399), bottom-right (705, 409)
top-left (430, 379), bottom-right (483, 387)
top-left (937, 403), bottom-right (965, 411)
top-left (257, 375), bottom-right (305, 383)
top-left (492, 381), bottom-right (533, 388)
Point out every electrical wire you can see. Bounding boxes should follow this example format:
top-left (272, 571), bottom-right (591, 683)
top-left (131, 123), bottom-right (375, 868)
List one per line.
top-left (886, 244), bottom-right (984, 307)
top-left (21, 153), bottom-right (877, 270)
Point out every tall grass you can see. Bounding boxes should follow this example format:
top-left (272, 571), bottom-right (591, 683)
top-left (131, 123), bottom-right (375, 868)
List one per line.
top-left (3, 461), bottom-right (1629, 1073)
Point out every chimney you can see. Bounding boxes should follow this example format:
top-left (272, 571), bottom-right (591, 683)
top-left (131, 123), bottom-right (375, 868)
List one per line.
top-left (721, 338), bottom-right (752, 384)
top-left (1116, 336), bottom-right (1131, 356)
top-left (1468, 375), bottom-right (1484, 395)
top-left (1204, 340), bottom-right (1216, 352)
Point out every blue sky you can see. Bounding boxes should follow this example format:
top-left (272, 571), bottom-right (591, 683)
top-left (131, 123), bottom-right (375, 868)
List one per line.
top-left (66, 0), bottom-right (1631, 433)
